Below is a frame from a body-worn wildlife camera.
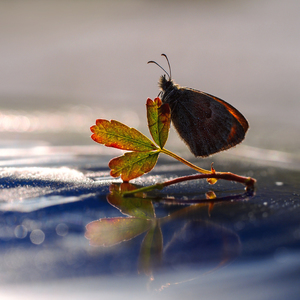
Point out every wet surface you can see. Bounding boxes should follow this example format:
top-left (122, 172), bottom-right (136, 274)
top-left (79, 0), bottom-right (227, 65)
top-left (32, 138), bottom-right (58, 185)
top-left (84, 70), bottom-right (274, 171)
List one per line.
top-left (0, 151), bottom-right (299, 299)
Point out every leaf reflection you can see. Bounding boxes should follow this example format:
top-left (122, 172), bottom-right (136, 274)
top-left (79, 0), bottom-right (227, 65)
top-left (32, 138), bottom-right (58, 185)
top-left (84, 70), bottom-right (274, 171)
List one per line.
top-left (86, 183), bottom-right (159, 252)
top-left (85, 217), bottom-right (153, 247)
top-left (107, 183), bottom-right (155, 219)
top-left (85, 184), bottom-right (254, 285)
top-left (138, 221), bottom-right (163, 276)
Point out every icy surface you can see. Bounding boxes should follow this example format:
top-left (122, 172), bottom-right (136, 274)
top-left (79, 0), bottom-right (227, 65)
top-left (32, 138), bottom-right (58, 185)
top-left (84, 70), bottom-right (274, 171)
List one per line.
top-left (0, 166), bottom-right (108, 212)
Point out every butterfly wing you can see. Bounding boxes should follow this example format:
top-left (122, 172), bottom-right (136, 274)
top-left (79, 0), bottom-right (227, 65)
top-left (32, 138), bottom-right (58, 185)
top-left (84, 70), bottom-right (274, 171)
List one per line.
top-left (168, 88), bottom-right (249, 157)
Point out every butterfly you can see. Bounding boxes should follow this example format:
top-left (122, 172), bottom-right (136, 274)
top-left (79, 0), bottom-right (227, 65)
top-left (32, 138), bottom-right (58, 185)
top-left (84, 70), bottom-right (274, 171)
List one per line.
top-left (148, 54), bottom-right (249, 157)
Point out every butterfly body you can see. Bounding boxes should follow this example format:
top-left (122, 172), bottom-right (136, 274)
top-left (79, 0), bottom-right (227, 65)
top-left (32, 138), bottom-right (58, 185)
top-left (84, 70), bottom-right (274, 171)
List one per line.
top-left (149, 55), bottom-right (249, 158)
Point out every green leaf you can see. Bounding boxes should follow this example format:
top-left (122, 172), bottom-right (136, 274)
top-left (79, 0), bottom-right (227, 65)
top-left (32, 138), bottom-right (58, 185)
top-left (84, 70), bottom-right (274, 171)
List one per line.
top-left (85, 217), bottom-right (154, 247)
top-left (91, 119), bottom-right (158, 151)
top-left (107, 183), bottom-right (155, 219)
top-left (146, 98), bottom-right (171, 148)
top-left (109, 151), bottom-right (160, 181)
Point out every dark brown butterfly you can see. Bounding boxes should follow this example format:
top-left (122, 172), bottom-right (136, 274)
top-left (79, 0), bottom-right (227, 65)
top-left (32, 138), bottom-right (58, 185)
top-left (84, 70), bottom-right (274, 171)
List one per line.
top-left (148, 54), bottom-right (249, 157)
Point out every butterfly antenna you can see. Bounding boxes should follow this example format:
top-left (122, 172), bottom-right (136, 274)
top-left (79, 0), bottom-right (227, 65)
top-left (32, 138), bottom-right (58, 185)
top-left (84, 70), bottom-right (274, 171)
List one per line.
top-left (161, 53), bottom-right (172, 80)
top-left (147, 60), bottom-right (170, 80)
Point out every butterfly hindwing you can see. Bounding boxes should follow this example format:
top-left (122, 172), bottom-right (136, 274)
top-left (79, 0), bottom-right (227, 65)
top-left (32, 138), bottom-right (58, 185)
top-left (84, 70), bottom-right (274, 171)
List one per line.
top-left (166, 88), bottom-right (248, 157)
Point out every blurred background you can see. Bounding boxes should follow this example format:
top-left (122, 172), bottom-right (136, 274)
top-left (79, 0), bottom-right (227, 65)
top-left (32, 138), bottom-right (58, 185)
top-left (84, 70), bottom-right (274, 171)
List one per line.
top-left (0, 0), bottom-right (299, 159)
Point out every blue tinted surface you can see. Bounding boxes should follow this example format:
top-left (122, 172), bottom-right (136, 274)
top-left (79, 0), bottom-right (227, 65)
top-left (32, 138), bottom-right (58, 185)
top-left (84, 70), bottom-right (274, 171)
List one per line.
top-left (0, 155), bottom-right (299, 299)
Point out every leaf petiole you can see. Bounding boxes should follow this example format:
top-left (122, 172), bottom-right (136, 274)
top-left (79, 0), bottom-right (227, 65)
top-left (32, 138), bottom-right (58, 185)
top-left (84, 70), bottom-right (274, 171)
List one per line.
top-left (160, 148), bottom-right (212, 174)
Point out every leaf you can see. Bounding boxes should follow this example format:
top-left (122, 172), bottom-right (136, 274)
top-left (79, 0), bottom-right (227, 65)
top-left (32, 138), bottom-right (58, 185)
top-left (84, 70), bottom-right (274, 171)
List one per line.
top-left (138, 222), bottom-right (163, 276)
top-left (107, 183), bottom-right (155, 219)
top-left (91, 119), bottom-right (157, 151)
top-left (85, 217), bottom-right (154, 247)
top-left (146, 98), bottom-right (171, 148)
top-left (109, 151), bottom-right (160, 181)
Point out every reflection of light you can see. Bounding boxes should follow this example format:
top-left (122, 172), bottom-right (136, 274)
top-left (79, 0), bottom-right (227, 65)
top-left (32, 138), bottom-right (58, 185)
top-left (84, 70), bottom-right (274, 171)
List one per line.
top-left (30, 229), bottom-right (45, 245)
top-left (56, 223), bottom-right (69, 236)
top-left (14, 225), bottom-right (28, 239)
top-left (0, 106), bottom-right (93, 133)
top-left (22, 219), bottom-right (42, 231)
top-left (0, 114), bottom-right (30, 132)
top-left (0, 105), bottom-right (141, 133)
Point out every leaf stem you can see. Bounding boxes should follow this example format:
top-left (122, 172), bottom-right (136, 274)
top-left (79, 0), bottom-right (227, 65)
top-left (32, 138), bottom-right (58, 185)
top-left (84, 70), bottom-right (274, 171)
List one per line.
top-left (122, 172), bottom-right (256, 197)
top-left (160, 148), bottom-right (212, 174)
